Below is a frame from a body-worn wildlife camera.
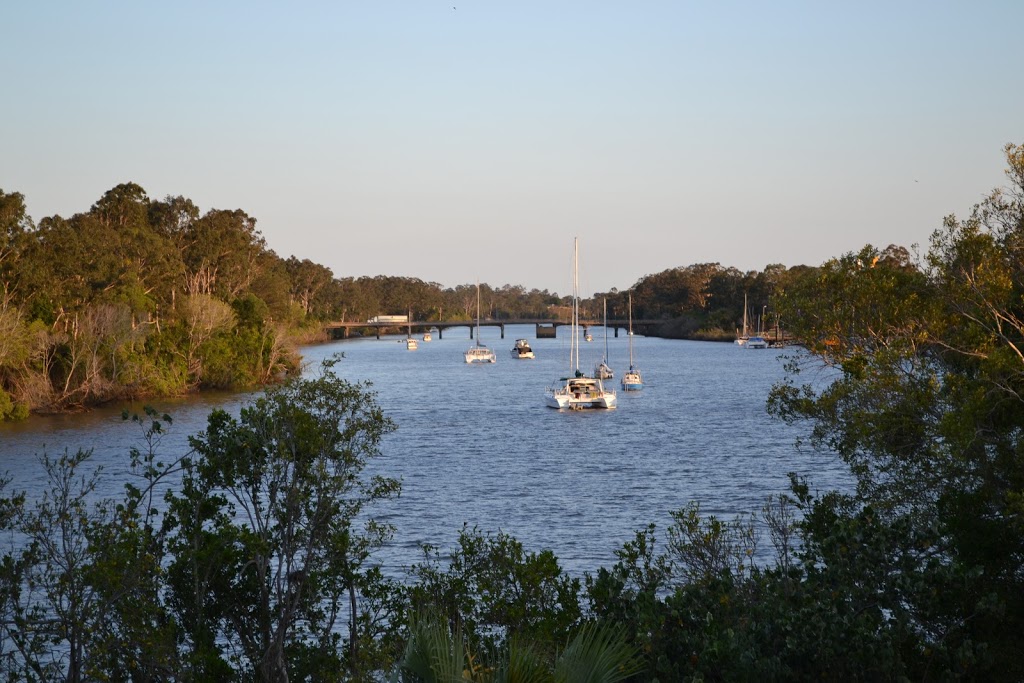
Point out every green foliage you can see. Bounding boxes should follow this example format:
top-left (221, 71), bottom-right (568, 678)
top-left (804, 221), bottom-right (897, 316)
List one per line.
top-left (390, 612), bottom-right (641, 683)
top-left (232, 292), bottom-right (271, 330)
top-left (409, 525), bottom-right (582, 659)
top-left (766, 142), bottom-right (1024, 681)
top-left (0, 183), bottom-right (308, 414)
top-left (165, 356), bottom-right (402, 680)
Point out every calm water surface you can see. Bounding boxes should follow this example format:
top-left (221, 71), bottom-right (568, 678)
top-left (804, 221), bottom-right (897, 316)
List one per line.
top-left (0, 325), bottom-right (851, 575)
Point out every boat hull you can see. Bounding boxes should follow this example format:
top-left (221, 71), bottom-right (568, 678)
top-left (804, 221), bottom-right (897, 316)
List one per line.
top-left (621, 370), bottom-right (643, 391)
top-left (465, 348), bottom-right (496, 363)
top-left (546, 377), bottom-right (617, 409)
top-left (510, 340), bottom-right (535, 359)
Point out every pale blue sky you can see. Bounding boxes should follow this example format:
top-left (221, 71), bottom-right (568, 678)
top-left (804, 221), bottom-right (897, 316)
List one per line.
top-left (3, 1), bottom-right (1021, 296)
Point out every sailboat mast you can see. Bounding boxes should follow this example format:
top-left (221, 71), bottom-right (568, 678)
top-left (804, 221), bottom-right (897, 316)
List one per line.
top-left (604, 298), bottom-right (609, 361)
top-left (572, 237), bottom-right (579, 373)
top-left (628, 291), bottom-right (634, 366)
top-left (742, 292), bottom-right (749, 337)
top-left (476, 281), bottom-right (481, 347)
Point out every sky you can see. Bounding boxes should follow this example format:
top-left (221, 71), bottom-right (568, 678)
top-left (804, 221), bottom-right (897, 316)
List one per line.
top-left (3, 1), bottom-right (1022, 297)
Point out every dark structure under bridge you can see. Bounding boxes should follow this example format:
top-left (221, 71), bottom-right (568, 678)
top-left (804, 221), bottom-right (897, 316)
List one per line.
top-left (324, 318), bottom-right (663, 340)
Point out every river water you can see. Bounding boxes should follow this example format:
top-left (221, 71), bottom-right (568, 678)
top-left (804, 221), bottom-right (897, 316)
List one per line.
top-left (0, 325), bottom-right (851, 576)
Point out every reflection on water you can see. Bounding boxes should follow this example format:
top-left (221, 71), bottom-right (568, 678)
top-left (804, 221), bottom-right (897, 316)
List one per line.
top-left (0, 325), bottom-right (851, 575)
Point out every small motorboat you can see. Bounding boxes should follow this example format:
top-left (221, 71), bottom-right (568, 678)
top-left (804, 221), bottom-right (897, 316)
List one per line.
top-left (510, 338), bottom-right (535, 359)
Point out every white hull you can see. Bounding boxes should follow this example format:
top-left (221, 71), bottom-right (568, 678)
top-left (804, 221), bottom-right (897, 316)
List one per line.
top-left (465, 347), bottom-right (496, 363)
top-left (466, 283), bottom-right (495, 363)
top-left (406, 338), bottom-right (418, 350)
top-left (621, 369), bottom-right (643, 391)
top-left (622, 291), bottom-right (642, 390)
top-left (746, 336), bottom-right (768, 349)
top-left (510, 339), bottom-right (535, 359)
top-left (546, 376), bottom-right (616, 410)
top-left (547, 238), bottom-right (614, 411)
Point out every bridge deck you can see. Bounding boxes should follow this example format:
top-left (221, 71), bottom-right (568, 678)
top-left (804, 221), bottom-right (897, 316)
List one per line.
top-left (324, 318), bottom-right (659, 340)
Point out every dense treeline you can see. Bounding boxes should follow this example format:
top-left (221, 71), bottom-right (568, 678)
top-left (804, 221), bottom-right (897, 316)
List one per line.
top-left (0, 180), bottom-right (818, 419)
top-left (0, 184), bottom-right (572, 419)
top-left (0, 183), bottom-right (306, 418)
top-left (2, 142), bottom-right (1023, 681)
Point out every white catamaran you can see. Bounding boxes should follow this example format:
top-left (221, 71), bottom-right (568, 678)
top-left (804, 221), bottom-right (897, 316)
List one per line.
top-left (546, 238), bottom-right (616, 410)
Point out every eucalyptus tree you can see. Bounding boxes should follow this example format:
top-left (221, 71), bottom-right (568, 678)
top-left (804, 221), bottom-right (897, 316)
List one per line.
top-left (0, 189), bottom-right (32, 277)
top-left (285, 256), bottom-right (336, 317)
top-left (182, 208), bottom-right (267, 299)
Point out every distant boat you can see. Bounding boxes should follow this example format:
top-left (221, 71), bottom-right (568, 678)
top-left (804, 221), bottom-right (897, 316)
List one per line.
top-left (465, 282), bottom-right (496, 364)
top-left (510, 338), bottom-right (535, 359)
top-left (735, 292), bottom-right (750, 346)
top-left (746, 336), bottom-right (768, 349)
top-left (422, 331), bottom-right (432, 342)
top-left (621, 291), bottom-right (643, 391)
top-left (405, 314), bottom-right (418, 350)
top-left (546, 238), bottom-right (616, 410)
top-left (747, 310), bottom-right (768, 349)
top-left (594, 298), bottom-right (614, 379)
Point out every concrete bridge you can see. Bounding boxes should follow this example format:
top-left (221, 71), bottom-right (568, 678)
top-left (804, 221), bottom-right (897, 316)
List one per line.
top-left (324, 318), bottom-right (662, 340)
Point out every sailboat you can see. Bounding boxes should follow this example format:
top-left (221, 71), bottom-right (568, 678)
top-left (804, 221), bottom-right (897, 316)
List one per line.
top-left (746, 311), bottom-right (768, 349)
top-left (545, 238), bottom-right (616, 409)
top-left (735, 292), bottom-right (750, 346)
top-left (594, 297), bottom-right (613, 379)
top-left (464, 282), bottom-right (496, 363)
top-left (621, 291), bottom-right (643, 391)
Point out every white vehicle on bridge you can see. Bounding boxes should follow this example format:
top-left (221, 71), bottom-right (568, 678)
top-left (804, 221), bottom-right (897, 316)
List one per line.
top-left (367, 315), bottom-right (409, 324)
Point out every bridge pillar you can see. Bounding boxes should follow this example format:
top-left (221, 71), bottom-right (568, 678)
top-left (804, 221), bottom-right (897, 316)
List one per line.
top-left (470, 327), bottom-right (474, 340)
top-left (438, 327), bottom-right (443, 340)
top-left (500, 323), bottom-right (505, 339)
top-left (376, 327), bottom-right (380, 340)
top-left (615, 326), bottom-right (619, 338)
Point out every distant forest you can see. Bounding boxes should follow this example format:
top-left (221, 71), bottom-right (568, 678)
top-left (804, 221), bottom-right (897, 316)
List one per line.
top-left (0, 181), bottom-right (900, 418)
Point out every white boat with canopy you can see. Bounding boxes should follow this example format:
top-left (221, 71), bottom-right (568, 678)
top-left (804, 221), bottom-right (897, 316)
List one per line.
top-left (510, 338), bottom-right (535, 359)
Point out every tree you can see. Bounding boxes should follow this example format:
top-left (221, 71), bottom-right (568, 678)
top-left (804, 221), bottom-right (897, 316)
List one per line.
top-left (0, 189), bottom-right (33, 274)
top-left (409, 526), bottom-right (582, 659)
top-left (391, 613), bottom-right (642, 683)
top-left (285, 257), bottom-right (335, 318)
top-left (165, 356), bottom-right (402, 681)
top-left (768, 142), bottom-right (1024, 680)
top-left (182, 208), bottom-right (267, 299)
